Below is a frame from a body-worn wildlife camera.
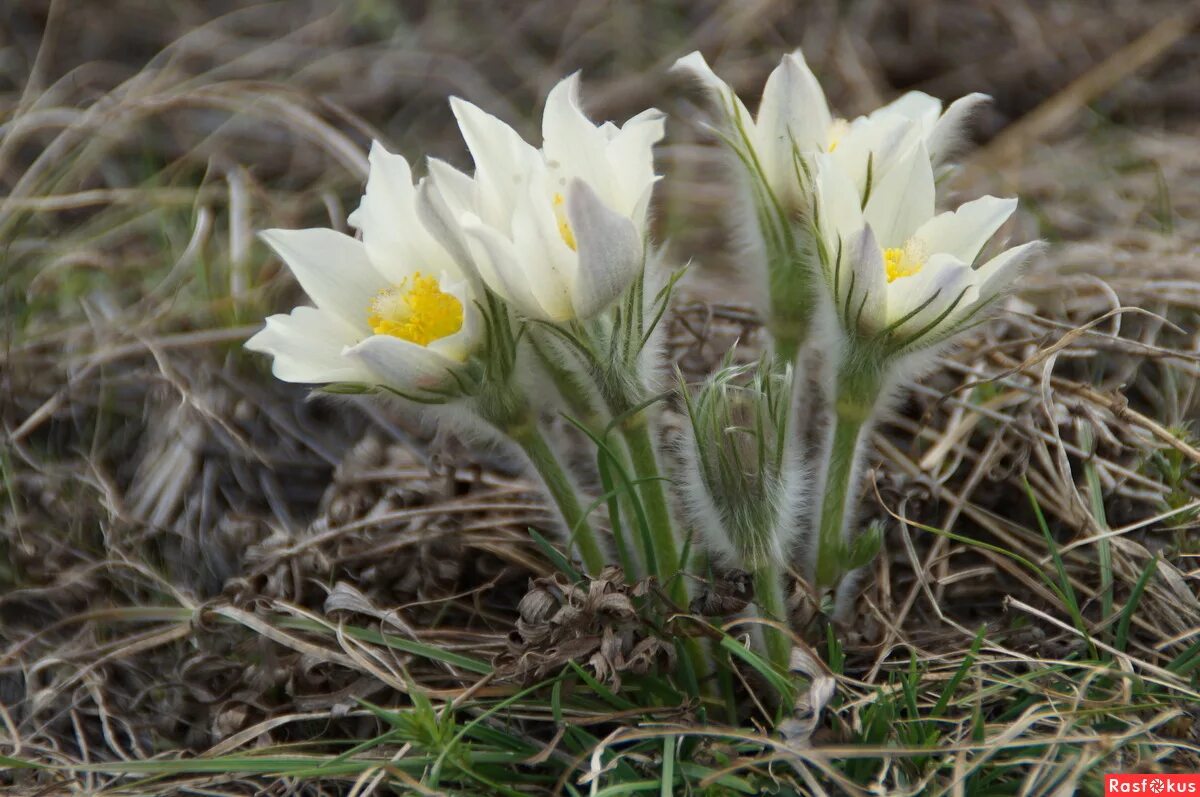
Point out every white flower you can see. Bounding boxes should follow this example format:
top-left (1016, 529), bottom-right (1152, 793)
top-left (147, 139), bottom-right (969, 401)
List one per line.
top-left (246, 142), bottom-right (482, 394)
top-left (417, 73), bottom-right (665, 323)
top-left (813, 142), bottom-right (1037, 349)
top-left (672, 50), bottom-right (988, 204)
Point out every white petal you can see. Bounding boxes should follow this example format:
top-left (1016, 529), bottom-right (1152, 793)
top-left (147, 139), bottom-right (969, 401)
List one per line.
top-left (841, 224), bottom-right (886, 332)
top-left (813, 153), bottom-right (865, 266)
top-left (416, 165), bottom-right (481, 285)
top-left (911, 195), bottom-right (1017, 265)
top-left (862, 141), bottom-right (935, 248)
top-left (348, 142), bottom-right (423, 283)
top-left (449, 96), bottom-right (541, 227)
top-left (245, 307), bottom-right (370, 384)
top-left (974, 240), bottom-right (1040, 304)
top-left (259, 228), bottom-right (386, 332)
top-left (343, 334), bottom-right (462, 394)
top-left (565, 178), bottom-right (643, 320)
top-left (873, 91), bottom-right (942, 131)
top-left (672, 51), bottom-right (756, 136)
top-left (829, 113), bottom-right (914, 195)
top-left (541, 73), bottom-right (617, 209)
top-left (755, 50), bottom-right (832, 186)
top-left (461, 218), bottom-right (561, 321)
top-left (605, 107), bottom-right (665, 224)
top-left (885, 253), bottom-right (976, 337)
top-left (930, 92), bottom-right (989, 166)
top-left (510, 178), bottom-right (577, 321)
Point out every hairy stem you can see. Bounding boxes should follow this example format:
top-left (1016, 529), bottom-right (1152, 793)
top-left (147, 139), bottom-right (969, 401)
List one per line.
top-left (509, 421), bottom-right (606, 575)
top-left (753, 561), bottom-right (793, 677)
top-left (814, 352), bottom-right (883, 589)
top-left (814, 411), bottom-right (865, 589)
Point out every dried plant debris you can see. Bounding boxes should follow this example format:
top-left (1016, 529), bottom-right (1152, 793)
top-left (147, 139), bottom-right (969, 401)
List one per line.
top-left (498, 569), bottom-right (674, 688)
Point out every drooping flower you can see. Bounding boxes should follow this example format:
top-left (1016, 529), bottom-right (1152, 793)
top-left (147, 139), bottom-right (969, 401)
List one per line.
top-left (672, 50), bottom-right (988, 205)
top-left (417, 73), bottom-right (665, 323)
top-left (246, 142), bottom-right (482, 396)
top-left (813, 141), bottom-right (1038, 353)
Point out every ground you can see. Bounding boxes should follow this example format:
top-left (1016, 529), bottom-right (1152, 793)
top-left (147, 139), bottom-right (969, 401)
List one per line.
top-left (2, 1), bottom-right (1199, 794)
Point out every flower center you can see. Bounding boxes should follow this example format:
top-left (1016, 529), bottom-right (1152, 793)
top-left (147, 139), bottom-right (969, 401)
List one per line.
top-left (827, 118), bottom-right (850, 153)
top-left (367, 272), bottom-right (463, 346)
top-left (883, 245), bottom-right (924, 283)
top-left (552, 193), bottom-right (577, 251)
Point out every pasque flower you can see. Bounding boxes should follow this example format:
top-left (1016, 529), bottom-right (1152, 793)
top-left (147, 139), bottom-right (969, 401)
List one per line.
top-left (673, 50), bottom-right (987, 205)
top-left (813, 141), bottom-right (1039, 353)
top-left (672, 50), bottom-right (988, 362)
top-left (418, 73), bottom-right (665, 323)
top-left (808, 139), bottom-right (1038, 592)
top-left (246, 142), bottom-right (481, 397)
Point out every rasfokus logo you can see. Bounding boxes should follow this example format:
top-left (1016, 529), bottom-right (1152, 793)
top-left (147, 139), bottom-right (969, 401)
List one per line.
top-left (1106, 775), bottom-right (1200, 795)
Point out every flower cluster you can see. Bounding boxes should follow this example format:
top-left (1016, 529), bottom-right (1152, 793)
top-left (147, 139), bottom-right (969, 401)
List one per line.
top-left (245, 52), bottom-right (1034, 712)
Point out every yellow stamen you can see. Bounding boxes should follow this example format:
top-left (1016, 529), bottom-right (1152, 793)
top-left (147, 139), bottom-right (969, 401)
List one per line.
top-left (367, 272), bottom-right (463, 346)
top-left (883, 247), bottom-right (923, 283)
top-left (552, 193), bottom-right (577, 251)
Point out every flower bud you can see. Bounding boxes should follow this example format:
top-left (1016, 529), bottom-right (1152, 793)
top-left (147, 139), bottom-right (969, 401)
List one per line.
top-left (680, 357), bottom-right (803, 571)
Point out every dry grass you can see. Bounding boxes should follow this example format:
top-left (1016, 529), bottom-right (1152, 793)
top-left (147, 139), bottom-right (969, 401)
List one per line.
top-left (2, 1), bottom-right (1199, 793)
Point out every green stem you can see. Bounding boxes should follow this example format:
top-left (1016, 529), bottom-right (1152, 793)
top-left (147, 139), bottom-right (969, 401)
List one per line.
top-left (815, 411), bottom-right (865, 589)
top-left (509, 422), bottom-right (606, 576)
top-left (815, 350), bottom-right (884, 589)
top-left (528, 334), bottom-right (644, 579)
top-left (620, 417), bottom-right (684, 604)
top-left (616, 413), bottom-right (714, 702)
top-left (752, 562), bottom-right (792, 675)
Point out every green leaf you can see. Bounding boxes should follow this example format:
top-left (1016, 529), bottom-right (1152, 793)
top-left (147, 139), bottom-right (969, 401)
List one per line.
top-left (528, 527), bottom-right (582, 582)
top-left (1116, 555), bottom-right (1157, 653)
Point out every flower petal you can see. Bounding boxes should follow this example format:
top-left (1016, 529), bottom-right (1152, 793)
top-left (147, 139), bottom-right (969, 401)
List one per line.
top-left (449, 96), bottom-right (541, 227)
top-left (929, 92), bottom-right (989, 166)
top-left (565, 178), bottom-right (643, 320)
top-left (885, 253), bottom-right (976, 338)
top-left (842, 224), bottom-right (886, 332)
top-left (671, 51), bottom-right (755, 129)
top-left (755, 50), bottom-right (832, 186)
top-left (245, 307), bottom-right (370, 384)
top-left (605, 107), bottom-right (665, 225)
top-left (509, 177), bottom-right (577, 321)
top-left (862, 140), bottom-right (935, 248)
top-left (829, 112), bottom-right (913, 193)
top-left (416, 163), bottom-right (482, 284)
top-left (911, 195), bottom-right (1017, 265)
top-left (343, 334), bottom-right (462, 394)
top-left (873, 91), bottom-right (942, 131)
top-left (347, 142), bottom-right (429, 283)
top-left (541, 73), bottom-right (617, 209)
top-left (259, 228), bottom-right (386, 332)
top-left (974, 240), bottom-right (1040, 304)
top-left (461, 216), bottom-right (562, 321)
top-left (813, 153), bottom-right (865, 269)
